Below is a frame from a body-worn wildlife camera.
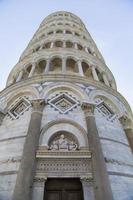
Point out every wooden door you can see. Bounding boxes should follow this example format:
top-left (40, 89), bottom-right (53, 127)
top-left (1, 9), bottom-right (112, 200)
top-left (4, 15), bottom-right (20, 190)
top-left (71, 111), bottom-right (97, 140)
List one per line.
top-left (44, 178), bottom-right (83, 200)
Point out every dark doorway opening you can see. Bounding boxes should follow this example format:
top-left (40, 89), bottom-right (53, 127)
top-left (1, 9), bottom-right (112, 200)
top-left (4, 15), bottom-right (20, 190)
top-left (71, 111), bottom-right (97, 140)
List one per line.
top-left (44, 178), bottom-right (84, 200)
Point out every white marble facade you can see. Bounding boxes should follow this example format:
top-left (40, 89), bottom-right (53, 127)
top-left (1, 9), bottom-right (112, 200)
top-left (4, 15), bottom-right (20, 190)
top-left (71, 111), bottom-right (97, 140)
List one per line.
top-left (0, 11), bottom-right (133, 200)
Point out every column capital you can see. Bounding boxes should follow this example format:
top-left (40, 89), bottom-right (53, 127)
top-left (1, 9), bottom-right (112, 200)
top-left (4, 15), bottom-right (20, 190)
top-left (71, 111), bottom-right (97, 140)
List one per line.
top-left (119, 114), bottom-right (132, 130)
top-left (31, 99), bottom-right (46, 111)
top-left (81, 101), bottom-right (96, 116)
top-left (34, 176), bottom-right (47, 183)
top-left (80, 175), bottom-right (93, 183)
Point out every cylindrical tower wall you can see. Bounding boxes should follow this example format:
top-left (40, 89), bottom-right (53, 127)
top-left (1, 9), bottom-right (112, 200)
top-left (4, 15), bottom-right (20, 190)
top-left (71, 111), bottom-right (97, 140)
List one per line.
top-left (0, 11), bottom-right (133, 200)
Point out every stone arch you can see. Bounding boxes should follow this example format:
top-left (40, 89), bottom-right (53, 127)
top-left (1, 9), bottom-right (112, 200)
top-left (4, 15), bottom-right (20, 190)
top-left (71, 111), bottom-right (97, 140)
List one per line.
top-left (54, 40), bottom-right (63, 48)
top-left (82, 61), bottom-right (92, 78)
top-left (41, 82), bottom-right (88, 103)
top-left (47, 30), bottom-right (54, 35)
top-left (34, 45), bottom-right (40, 52)
top-left (49, 57), bottom-right (62, 72)
top-left (75, 32), bottom-right (80, 37)
top-left (56, 29), bottom-right (63, 34)
top-left (89, 89), bottom-right (122, 115)
top-left (35, 59), bottom-right (46, 74)
top-left (66, 57), bottom-right (78, 73)
top-left (66, 40), bottom-right (73, 48)
top-left (6, 86), bottom-right (39, 108)
top-left (48, 131), bottom-right (79, 150)
top-left (44, 41), bottom-right (51, 49)
top-left (39, 119), bottom-right (88, 147)
top-left (65, 30), bottom-right (73, 34)
top-left (21, 69), bottom-right (29, 80)
top-left (77, 43), bottom-right (83, 50)
top-left (26, 64), bottom-right (32, 74)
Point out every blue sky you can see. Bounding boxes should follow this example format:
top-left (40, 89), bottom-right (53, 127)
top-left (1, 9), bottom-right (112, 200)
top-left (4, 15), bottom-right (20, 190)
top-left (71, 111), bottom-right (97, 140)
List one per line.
top-left (0, 0), bottom-right (133, 109)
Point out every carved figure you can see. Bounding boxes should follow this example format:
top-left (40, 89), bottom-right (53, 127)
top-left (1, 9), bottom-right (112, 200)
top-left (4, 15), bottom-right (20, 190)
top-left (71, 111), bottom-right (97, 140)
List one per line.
top-left (49, 134), bottom-right (78, 151)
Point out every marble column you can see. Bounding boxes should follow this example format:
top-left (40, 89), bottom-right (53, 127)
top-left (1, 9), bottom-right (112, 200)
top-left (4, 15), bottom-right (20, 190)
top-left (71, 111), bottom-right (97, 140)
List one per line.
top-left (12, 99), bottom-right (45, 200)
top-left (77, 60), bottom-right (84, 76)
top-left (119, 115), bottom-right (133, 152)
top-left (63, 40), bottom-right (66, 48)
top-left (91, 66), bottom-right (99, 81)
top-left (84, 47), bottom-right (89, 53)
top-left (74, 43), bottom-right (78, 49)
top-left (81, 102), bottom-right (114, 200)
top-left (29, 63), bottom-right (36, 78)
top-left (80, 176), bottom-right (95, 200)
top-left (16, 70), bottom-right (23, 82)
top-left (102, 72), bottom-right (110, 86)
top-left (44, 59), bottom-right (50, 73)
top-left (32, 177), bottom-right (47, 200)
top-left (62, 57), bottom-right (66, 73)
top-left (50, 42), bottom-right (54, 48)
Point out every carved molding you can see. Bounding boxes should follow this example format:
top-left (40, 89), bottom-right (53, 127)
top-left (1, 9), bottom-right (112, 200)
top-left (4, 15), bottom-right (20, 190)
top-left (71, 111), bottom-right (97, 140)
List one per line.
top-left (36, 147), bottom-right (91, 158)
top-left (36, 157), bottom-right (92, 179)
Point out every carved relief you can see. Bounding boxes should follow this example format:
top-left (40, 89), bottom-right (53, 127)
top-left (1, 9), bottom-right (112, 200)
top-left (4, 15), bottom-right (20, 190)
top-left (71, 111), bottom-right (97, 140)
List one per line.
top-left (49, 134), bottom-right (78, 151)
top-left (48, 93), bottom-right (79, 114)
top-left (35, 147), bottom-right (92, 180)
top-left (36, 158), bottom-right (91, 177)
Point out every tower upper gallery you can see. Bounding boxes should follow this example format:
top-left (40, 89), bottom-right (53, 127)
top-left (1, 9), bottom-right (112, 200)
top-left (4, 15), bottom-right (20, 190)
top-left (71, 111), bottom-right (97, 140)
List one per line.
top-left (7, 11), bottom-right (116, 89)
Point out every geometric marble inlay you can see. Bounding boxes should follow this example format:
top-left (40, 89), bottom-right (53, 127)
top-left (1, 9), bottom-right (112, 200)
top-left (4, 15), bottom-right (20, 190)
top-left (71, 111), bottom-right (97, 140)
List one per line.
top-left (97, 102), bottom-right (114, 119)
top-left (8, 97), bottom-right (31, 119)
top-left (48, 93), bottom-right (79, 114)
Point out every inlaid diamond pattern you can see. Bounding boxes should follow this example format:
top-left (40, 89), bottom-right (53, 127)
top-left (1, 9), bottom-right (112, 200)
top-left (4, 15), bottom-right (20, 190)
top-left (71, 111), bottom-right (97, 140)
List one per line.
top-left (48, 93), bottom-right (79, 114)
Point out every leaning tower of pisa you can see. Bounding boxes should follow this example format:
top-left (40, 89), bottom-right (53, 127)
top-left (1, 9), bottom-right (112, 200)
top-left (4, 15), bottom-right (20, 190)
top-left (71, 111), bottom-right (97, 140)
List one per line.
top-left (0, 11), bottom-right (133, 200)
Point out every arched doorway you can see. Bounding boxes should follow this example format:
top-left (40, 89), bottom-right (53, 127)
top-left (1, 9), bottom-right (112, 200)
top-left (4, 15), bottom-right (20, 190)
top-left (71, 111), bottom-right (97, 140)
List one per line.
top-left (44, 178), bottom-right (84, 200)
